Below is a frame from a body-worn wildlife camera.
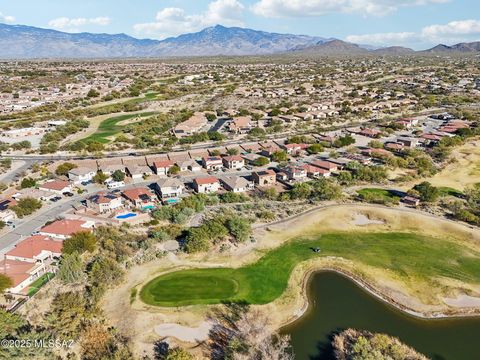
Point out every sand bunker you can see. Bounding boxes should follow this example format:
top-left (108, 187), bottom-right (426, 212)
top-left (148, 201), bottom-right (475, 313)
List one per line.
top-left (155, 321), bottom-right (213, 343)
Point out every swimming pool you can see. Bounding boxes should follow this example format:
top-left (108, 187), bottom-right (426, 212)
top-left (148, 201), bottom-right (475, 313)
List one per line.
top-left (142, 205), bottom-right (156, 211)
top-left (116, 212), bottom-right (138, 220)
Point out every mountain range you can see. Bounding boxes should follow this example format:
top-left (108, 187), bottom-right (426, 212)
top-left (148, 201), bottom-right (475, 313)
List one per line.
top-left (0, 22), bottom-right (479, 59)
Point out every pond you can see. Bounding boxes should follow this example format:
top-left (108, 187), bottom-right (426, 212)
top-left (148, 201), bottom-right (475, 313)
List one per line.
top-left (283, 272), bottom-right (480, 360)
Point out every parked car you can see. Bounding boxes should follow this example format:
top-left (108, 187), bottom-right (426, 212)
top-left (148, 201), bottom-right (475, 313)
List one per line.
top-left (63, 192), bottom-right (74, 197)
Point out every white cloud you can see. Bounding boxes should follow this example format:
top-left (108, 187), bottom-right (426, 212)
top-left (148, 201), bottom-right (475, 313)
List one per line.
top-left (345, 19), bottom-right (480, 48)
top-left (0, 12), bottom-right (15, 23)
top-left (421, 19), bottom-right (480, 40)
top-left (251, 0), bottom-right (448, 18)
top-left (48, 16), bottom-right (111, 31)
top-left (346, 32), bottom-right (417, 45)
top-left (133, 0), bottom-right (245, 38)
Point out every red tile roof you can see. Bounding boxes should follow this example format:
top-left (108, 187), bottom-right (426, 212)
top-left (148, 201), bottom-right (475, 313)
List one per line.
top-left (310, 160), bottom-right (338, 170)
top-left (39, 180), bottom-right (70, 191)
top-left (223, 155), bottom-right (243, 162)
top-left (194, 176), bottom-right (219, 185)
top-left (0, 259), bottom-right (39, 288)
top-left (122, 187), bottom-right (152, 201)
top-left (153, 160), bottom-right (174, 168)
top-left (6, 235), bottom-right (62, 259)
top-left (40, 219), bottom-right (91, 236)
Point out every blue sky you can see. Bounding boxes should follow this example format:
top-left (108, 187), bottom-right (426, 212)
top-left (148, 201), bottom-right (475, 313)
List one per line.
top-left (1, 0), bottom-right (479, 49)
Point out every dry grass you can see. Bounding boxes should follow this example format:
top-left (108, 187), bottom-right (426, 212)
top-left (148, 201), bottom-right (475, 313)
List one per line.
top-left (426, 138), bottom-right (480, 190)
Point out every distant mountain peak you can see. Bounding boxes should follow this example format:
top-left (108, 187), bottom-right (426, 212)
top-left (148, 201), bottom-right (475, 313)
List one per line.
top-left (1, 22), bottom-right (480, 59)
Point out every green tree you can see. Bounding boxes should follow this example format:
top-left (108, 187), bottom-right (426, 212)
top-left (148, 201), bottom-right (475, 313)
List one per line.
top-left (93, 171), bottom-right (109, 184)
top-left (0, 274), bottom-right (13, 293)
top-left (205, 113), bottom-right (217, 122)
top-left (252, 156), bottom-right (269, 166)
top-left (168, 165), bottom-right (180, 175)
top-left (414, 182), bottom-right (439, 202)
top-left (165, 347), bottom-right (194, 360)
top-left (227, 148), bottom-right (239, 155)
top-left (248, 128), bottom-right (266, 139)
top-left (306, 144), bottom-right (324, 154)
top-left (86, 141), bottom-right (104, 153)
top-left (63, 232), bottom-right (97, 254)
top-left (87, 89), bottom-right (100, 98)
top-left (55, 162), bottom-right (77, 176)
top-left (227, 217), bottom-right (251, 242)
top-left (184, 227), bottom-right (210, 253)
top-left (111, 170), bottom-right (125, 182)
top-left (88, 256), bottom-right (124, 287)
top-left (48, 291), bottom-right (86, 338)
top-left (57, 252), bottom-right (84, 284)
top-left (11, 197), bottom-right (42, 218)
top-left (333, 134), bottom-right (356, 148)
top-left (271, 151), bottom-right (288, 162)
top-left (20, 177), bottom-right (36, 188)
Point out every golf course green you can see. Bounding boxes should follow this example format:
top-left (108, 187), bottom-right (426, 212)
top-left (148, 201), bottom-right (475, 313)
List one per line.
top-left (140, 232), bottom-right (480, 307)
top-left (82, 111), bottom-right (156, 144)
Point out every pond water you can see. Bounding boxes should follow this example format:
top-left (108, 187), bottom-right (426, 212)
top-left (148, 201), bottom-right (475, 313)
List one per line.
top-left (283, 272), bottom-right (480, 360)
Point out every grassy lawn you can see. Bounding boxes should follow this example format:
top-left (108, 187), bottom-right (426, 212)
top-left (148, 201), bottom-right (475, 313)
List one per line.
top-left (28, 272), bottom-right (54, 297)
top-left (357, 188), bottom-right (401, 202)
top-left (438, 187), bottom-right (464, 198)
top-left (82, 111), bottom-right (156, 144)
top-left (140, 232), bottom-right (480, 307)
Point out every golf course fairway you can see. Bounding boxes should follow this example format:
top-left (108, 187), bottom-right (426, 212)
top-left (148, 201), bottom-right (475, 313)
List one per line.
top-left (140, 232), bottom-right (480, 307)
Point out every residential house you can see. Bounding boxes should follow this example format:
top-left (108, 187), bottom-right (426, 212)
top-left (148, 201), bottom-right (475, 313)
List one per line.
top-left (39, 180), bottom-right (72, 195)
top-left (397, 137), bottom-right (419, 148)
top-left (282, 143), bottom-right (306, 156)
top-left (310, 160), bottom-right (339, 172)
top-left (39, 219), bottom-right (94, 240)
top-left (202, 156), bottom-right (223, 171)
top-left (229, 116), bottom-right (252, 134)
top-left (241, 153), bottom-right (262, 165)
top-left (359, 128), bottom-right (382, 138)
top-left (284, 166), bottom-right (307, 180)
top-left (220, 176), bottom-right (254, 193)
top-left (193, 176), bottom-right (220, 194)
top-left (126, 164), bottom-right (153, 181)
top-left (176, 159), bottom-right (201, 172)
top-left (0, 259), bottom-right (47, 294)
top-left (122, 187), bottom-right (156, 209)
top-left (300, 165), bottom-right (331, 178)
top-left (152, 160), bottom-right (174, 176)
top-left (172, 112), bottom-right (208, 138)
top-left (260, 145), bottom-right (281, 157)
top-left (13, 188), bottom-right (57, 201)
top-left (154, 178), bottom-right (184, 199)
top-left (252, 170), bottom-right (276, 186)
top-left (87, 192), bottom-right (123, 213)
top-left (6, 235), bottom-right (62, 264)
top-left (222, 155), bottom-right (245, 170)
top-left (68, 167), bottom-right (96, 185)
top-left (98, 163), bottom-right (125, 177)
